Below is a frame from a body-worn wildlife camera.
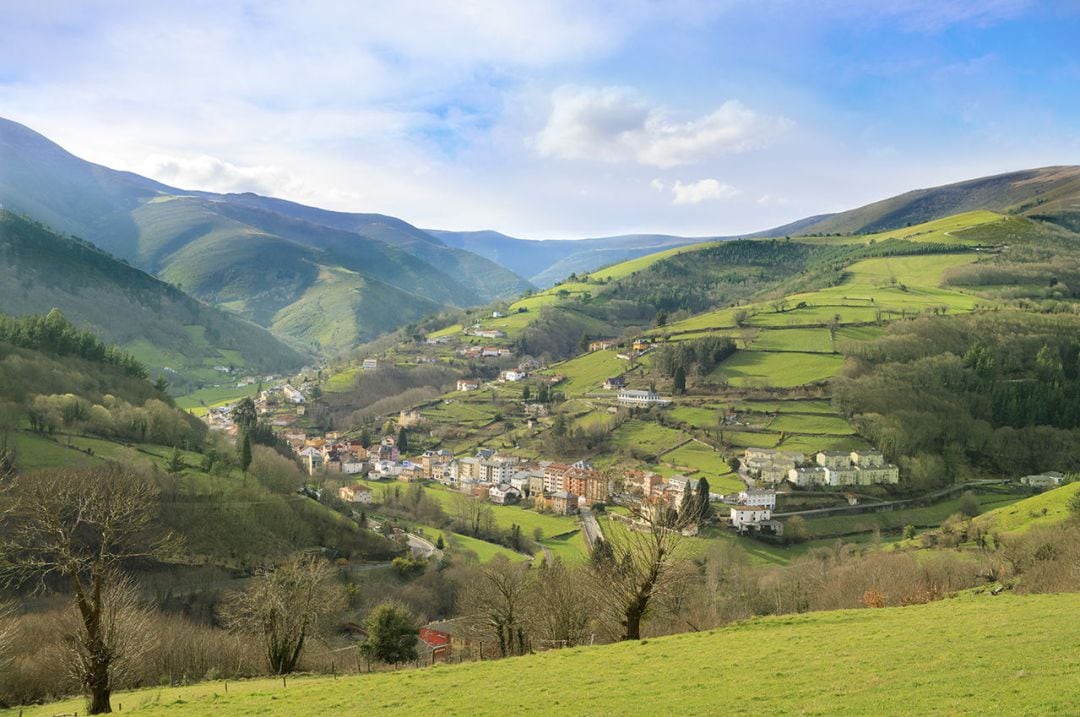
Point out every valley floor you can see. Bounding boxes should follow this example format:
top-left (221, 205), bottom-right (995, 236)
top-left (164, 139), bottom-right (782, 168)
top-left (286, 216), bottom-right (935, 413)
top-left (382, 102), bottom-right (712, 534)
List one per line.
top-left (8, 592), bottom-right (1078, 716)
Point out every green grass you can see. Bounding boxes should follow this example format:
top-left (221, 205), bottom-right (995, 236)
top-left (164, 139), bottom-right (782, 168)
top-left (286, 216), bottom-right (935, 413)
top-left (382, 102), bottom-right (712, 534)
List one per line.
top-left (422, 484), bottom-right (580, 539)
top-left (544, 350), bottom-right (633, 396)
top-left (668, 405), bottom-right (722, 429)
top-left (712, 350), bottom-right (846, 387)
top-left (11, 432), bottom-right (100, 470)
top-left (750, 328), bottom-right (836, 353)
top-left (974, 482), bottom-right (1080, 535)
top-left (17, 593), bottom-right (1080, 717)
top-left (610, 420), bottom-right (688, 457)
top-left (659, 442), bottom-right (742, 493)
top-left (803, 491), bottom-right (1026, 538)
top-left (323, 367), bottom-right (362, 393)
top-left (776, 434), bottom-right (868, 454)
top-left (174, 383), bottom-right (260, 410)
top-left (767, 413), bottom-right (855, 435)
top-left (722, 430), bottom-right (780, 448)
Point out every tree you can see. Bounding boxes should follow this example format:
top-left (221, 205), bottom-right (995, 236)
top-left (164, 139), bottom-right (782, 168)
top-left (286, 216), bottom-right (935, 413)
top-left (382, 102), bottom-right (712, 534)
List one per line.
top-left (678, 482), bottom-right (696, 522)
top-left (529, 558), bottom-right (590, 648)
top-left (463, 556), bottom-right (533, 657)
top-left (673, 366), bottom-right (686, 395)
top-left (1067, 489), bottom-right (1080, 516)
top-left (361, 602), bottom-right (419, 665)
top-left (957, 491), bottom-right (981, 518)
top-left (435, 535), bottom-right (445, 550)
top-left (579, 333), bottom-right (591, 353)
top-left (587, 505), bottom-right (688, 641)
top-left (537, 383), bottom-right (550, 403)
top-left (522, 385), bottom-right (531, 402)
top-left (238, 433), bottom-right (253, 472)
top-left (0, 600), bottom-right (15, 672)
top-left (397, 427), bottom-right (409, 454)
top-left (166, 446), bottom-right (185, 475)
top-left (655, 310), bottom-right (668, 327)
top-left (231, 397), bottom-right (257, 436)
top-left (0, 465), bottom-right (169, 714)
top-left (222, 554), bottom-right (346, 674)
top-left (695, 477), bottom-right (713, 524)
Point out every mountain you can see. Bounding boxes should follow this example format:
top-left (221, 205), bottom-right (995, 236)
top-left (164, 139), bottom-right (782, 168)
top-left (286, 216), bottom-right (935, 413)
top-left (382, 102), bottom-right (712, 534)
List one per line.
top-left (0, 210), bottom-right (306, 390)
top-left (429, 229), bottom-right (717, 287)
top-left (765, 166), bottom-right (1080, 237)
top-left (0, 117), bottom-right (531, 354)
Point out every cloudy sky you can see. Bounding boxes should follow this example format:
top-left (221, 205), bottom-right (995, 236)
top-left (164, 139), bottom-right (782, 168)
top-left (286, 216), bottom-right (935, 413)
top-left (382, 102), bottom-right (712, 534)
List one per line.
top-left (3, 1), bottom-right (1079, 238)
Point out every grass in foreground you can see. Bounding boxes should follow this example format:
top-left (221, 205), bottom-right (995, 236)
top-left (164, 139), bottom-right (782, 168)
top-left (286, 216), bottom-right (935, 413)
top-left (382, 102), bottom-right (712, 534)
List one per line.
top-left (11, 593), bottom-right (1078, 717)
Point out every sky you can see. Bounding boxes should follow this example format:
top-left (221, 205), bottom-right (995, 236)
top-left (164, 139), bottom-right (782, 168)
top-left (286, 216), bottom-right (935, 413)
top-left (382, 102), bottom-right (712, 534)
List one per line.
top-left (3, 0), bottom-right (1079, 238)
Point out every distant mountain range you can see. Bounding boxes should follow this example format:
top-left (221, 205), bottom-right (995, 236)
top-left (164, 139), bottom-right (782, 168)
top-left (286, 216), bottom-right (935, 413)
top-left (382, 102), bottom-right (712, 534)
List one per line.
top-left (0, 118), bottom-right (530, 355)
top-left (3, 114), bottom-right (1079, 375)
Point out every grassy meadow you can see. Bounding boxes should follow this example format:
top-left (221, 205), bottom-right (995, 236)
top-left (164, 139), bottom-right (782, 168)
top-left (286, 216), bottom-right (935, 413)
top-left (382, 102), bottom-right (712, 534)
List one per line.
top-left (12, 593), bottom-right (1078, 717)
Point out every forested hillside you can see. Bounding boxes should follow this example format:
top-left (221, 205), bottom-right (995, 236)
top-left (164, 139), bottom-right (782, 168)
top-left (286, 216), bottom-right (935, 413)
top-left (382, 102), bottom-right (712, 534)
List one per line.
top-left (0, 211), bottom-right (306, 390)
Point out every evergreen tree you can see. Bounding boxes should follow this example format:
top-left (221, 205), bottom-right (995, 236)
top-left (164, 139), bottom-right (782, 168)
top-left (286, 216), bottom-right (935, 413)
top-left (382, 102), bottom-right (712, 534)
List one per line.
top-left (538, 383), bottom-right (550, 403)
top-left (361, 602), bottom-right (419, 665)
top-left (673, 365), bottom-right (687, 394)
top-left (397, 427), bottom-right (409, 454)
top-left (579, 333), bottom-right (591, 352)
top-left (166, 446), bottom-right (185, 475)
top-left (678, 481), bottom-right (696, 521)
top-left (239, 433), bottom-right (252, 472)
top-left (231, 397), bottom-right (257, 436)
top-left (522, 385), bottom-right (531, 401)
top-left (435, 535), bottom-right (445, 550)
top-left (695, 477), bottom-right (712, 523)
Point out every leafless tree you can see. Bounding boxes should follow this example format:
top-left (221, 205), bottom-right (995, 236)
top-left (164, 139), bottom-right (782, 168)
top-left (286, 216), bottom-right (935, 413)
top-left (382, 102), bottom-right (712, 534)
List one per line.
top-left (528, 558), bottom-right (591, 648)
top-left (451, 492), bottom-right (493, 537)
top-left (0, 464), bottom-right (170, 714)
top-left (587, 504), bottom-right (690, 641)
top-left (461, 555), bottom-right (533, 657)
top-left (0, 600), bottom-right (15, 671)
top-left (221, 553), bottom-right (346, 674)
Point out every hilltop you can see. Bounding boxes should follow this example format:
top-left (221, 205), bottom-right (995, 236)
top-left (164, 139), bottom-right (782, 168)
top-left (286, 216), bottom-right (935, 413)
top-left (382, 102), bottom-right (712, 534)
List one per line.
top-left (9, 593), bottom-right (1079, 716)
top-left (767, 166), bottom-right (1080, 236)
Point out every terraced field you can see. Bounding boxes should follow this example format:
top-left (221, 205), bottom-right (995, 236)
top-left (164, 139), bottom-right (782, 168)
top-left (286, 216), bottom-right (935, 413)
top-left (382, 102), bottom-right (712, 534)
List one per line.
top-left (711, 350), bottom-right (846, 387)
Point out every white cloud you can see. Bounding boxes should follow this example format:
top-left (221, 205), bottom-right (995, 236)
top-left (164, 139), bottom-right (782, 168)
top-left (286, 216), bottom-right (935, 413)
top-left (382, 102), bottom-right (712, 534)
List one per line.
top-left (141, 154), bottom-right (304, 196)
top-left (650, 178), bottom-right (666, 192)
top-left (671, 179), bottom-right (740, 205)
top-left (756, 193), bottom-right (788, 207)
top-left (534, 86), bottom-right (790, 167)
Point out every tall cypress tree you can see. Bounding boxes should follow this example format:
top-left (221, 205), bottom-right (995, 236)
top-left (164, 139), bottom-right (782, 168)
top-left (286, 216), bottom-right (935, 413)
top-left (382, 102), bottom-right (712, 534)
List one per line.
top-left (397, 427), bottom-right (409, 454)
top-left (696, 477), bottom-right (712, 524)
top-left (239, 432), bottom-right (252, 472)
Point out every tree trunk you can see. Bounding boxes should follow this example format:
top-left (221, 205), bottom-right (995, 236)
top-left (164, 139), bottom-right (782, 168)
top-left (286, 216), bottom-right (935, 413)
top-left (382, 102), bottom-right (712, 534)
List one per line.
top-left (86, 645), bottom-right (112, 714)
top-left (624, 608), bottom-right (643, 641)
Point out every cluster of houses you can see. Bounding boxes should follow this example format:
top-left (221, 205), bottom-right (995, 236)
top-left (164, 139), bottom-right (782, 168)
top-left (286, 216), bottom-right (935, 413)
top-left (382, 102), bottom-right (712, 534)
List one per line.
top-left (289, 429), bottom-right (614, 515)
top-left (743, 448), bottom-right (900, 488)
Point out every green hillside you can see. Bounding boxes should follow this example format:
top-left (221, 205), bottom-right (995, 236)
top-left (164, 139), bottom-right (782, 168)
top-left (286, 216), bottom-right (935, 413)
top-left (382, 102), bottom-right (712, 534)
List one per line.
top-left (10, 593), bottom-right (1079, 716)
top-left (771, 166), bottom-right (1080, 236)
top-left (0, 211), bottom-right (306, 389)
top-left (975, 482), bottom-right (1080, 535)
top-left (0, 117), bottom-right (530, 356)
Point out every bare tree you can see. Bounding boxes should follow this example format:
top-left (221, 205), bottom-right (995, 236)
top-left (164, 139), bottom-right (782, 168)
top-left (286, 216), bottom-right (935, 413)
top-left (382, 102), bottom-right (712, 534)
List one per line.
top-left (0, 600), bottom-right (15, 671)
top-left (461, 555), bottom-right (533, 657)
top-left (221, 553), bottom-right (346, 674)
top-left (528, 558), bottom-right (591, 649)
top-left (0, 464), bottom-right (169, 714)
top-left (451, 492), bottom-right (493, 537)
top-left (587, 505), bottom-right (689, 641)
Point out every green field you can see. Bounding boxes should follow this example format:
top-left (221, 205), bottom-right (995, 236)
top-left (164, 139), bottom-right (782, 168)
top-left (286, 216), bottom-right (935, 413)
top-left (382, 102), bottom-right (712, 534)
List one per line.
top-left (712, 350), bottom-right (846, 387)
top-left (974, 482), bottom-right (1080, 535)
top-left (174, 382), bottom-right (260, 411)
top-left (18, 593), bottom-right (1074, 716)
top-left (610, 420), bottom-right (688, 457)
top-left (750, 327), bottom-right (836, 353)
top-left (660, 445), bottom-right (742, 494)
top-left (545, 350), bottom-right (633, 396)
top-left (802, 491), bottom-right (1026, 538)
top-left (324, 367), bottom-right (362, 393)
top-left (767, 413), bottom-right (855, 435)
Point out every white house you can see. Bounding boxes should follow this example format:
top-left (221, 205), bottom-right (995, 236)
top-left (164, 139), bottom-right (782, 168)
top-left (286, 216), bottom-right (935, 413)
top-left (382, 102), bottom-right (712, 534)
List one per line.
top-left (339, 484), bottom-right (373, 504)
top-left (788, 466), bottom-right (828, 488)
top-left (457, 379), bottom-right (481, 392)
top-left (362, 358), bottom-right (378, 371)
top-left (500, 370), bottom-right (526, 382)
top-left (730, 505), bottom-right (772, 530)
top-left (488, 485), bottom-right (521, 505)
top-left (1020, 471), bottom-right (1065, 488)
top-left (282, 384), bottom-right (305, 404)
top-left (342, 460), bottom-right (366, 475)
top-left (738, 488), bottom-right (777, 509)
top-left (617, 389), bottom-right (671, 407)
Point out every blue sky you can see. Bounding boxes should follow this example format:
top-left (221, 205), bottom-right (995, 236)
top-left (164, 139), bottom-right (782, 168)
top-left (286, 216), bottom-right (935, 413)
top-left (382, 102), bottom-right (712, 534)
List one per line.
top-left (2, 0), bottom-right (1078, 237)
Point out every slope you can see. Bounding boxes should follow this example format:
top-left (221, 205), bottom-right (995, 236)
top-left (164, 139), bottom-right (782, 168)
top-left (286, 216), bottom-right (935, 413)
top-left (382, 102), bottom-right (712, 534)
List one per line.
top-left (11, 593), bottom-right (1079, 716)
top-left (0, 211), bottom-right (306, 389)
top-left (768, 165), bottom-right (1080, 237)
top-left (0, 117), bottom-right (529, 353)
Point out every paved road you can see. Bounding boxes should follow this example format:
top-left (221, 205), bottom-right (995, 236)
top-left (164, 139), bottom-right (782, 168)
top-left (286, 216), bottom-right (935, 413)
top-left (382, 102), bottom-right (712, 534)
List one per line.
top-left (580, 507), bottom-right (603, 548)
